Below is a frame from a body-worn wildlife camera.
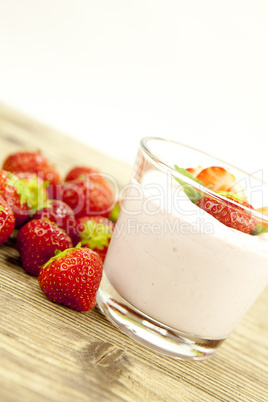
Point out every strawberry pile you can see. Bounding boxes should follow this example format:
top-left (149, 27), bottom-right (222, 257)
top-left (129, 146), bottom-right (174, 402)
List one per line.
top-left (0, 150), bottom-right (120, 312)
top-left (174, 165), bottom-right (268, 235)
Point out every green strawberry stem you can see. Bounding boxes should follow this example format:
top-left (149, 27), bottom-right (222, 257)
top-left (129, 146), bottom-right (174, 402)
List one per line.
top-left (79, 220), bottom-right (112, 250)
top-left (251, 224), bottom-right (268, 236)
top-left (7, 173), bottom-right (48, 212)
top-left (42, 243), bottom-right (83, 269)
top-left (173, 166), bottom-right (204, 204)
top-left (108, 202), bottom-right (121, 222)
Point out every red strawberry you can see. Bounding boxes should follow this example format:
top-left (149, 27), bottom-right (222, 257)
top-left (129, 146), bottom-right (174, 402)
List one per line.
top-left (61, 177), bottom-right (114, 219)
top-left (0, 170), bottom-right (48, 227)
top-left (2, 150), bottom-right (61, 185)
top-left (3, 151), bottom-right (48, 172)
top-left (197, 196), bottom-right (257, 234)
top-left (65, 166), bottom-right (113, 196)
top-left (0, 195), bottom-right (15, 245)
top-left (38, 246), bottom-right (103, 311)
top-left (16, 219), bottom-right (73, 276)
top-left (32, 199), bottom-right (76, 241)
top-left (196, 166), bottom-right (236, 192)
top-left (73, 216), bottom-right (114, 262)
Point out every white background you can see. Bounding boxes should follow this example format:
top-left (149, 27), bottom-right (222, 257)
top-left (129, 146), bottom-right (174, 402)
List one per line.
top-left (0, 1), bottom-right (267, 181)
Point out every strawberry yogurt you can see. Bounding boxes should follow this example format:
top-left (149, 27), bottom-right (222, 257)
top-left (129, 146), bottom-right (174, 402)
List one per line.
top-left (104, 172), bottom-right (268, 340)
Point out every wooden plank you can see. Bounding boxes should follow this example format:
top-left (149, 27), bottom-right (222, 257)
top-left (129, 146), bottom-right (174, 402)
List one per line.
top-left (0, 102), bottom-right (268, 402)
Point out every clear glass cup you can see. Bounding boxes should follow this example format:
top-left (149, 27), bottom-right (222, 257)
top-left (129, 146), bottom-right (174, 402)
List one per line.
top-left (97, 137), bottom-right (268, 361)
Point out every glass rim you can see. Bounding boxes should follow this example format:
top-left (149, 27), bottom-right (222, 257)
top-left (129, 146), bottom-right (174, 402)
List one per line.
top-left (140, 136), bottom-right (268, 225)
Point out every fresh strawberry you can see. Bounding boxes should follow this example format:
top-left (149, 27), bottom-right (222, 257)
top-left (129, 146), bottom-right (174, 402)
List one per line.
top-left (2, 150), bottom-right (61, 186)
top-left (16, 219), bottom-right (73, 276)
top-left (0, 195), bottom-right (15, 245)
top-left (3, 151), bottom-right (48, 172)
top-left (65, 166), bottom-right (113, 196)
top-left (38, 246), bottom-right (103, 311)
top-left (60, 177), bottom-right (114, 219)
top-left (0, 170), bottom-right (48, 227)
top-left (197, 196), bottom-right (257, 234)
top-left (32, 199), bottom-right (76, 241)
top-left (196, 166), bottom-right (236, 192)
top-left (174, 165), bottom-right (258, 234)
top-left (73, 216), bottom-right (114, 262)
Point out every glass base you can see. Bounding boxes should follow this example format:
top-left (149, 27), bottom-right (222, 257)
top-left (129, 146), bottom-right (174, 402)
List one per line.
top-left (97, 273), bottom-right (225, 361)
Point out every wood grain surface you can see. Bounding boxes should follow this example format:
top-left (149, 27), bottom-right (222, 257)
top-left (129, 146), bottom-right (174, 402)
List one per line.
top-left (0, 102), bottom-right (268, 402)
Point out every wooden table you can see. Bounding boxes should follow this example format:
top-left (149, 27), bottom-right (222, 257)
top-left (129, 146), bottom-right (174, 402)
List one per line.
top-left (0, 102), bottom-right (267, 402)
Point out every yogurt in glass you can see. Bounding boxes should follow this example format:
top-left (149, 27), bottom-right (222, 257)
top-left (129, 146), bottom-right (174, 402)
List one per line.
top-left (97, 137), bottom-right (268, 360)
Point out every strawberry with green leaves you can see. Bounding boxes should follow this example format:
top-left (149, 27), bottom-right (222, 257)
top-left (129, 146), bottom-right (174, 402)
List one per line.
top-left (174, 166), bottom-right (258, 235)
top-left (73, 216), bottom-right (114, 262)
top-left (38, 245), bottom-right (103, 311)
top-left (16, 218), bottom-right (73, 276)
top-left (0, 170), bottom-right (48, 227)
top-left (0, 195), bottom-right (15, 245)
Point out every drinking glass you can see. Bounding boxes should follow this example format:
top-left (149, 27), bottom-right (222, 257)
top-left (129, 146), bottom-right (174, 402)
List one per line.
top-left (97, 137), bottom-right (268, 360)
